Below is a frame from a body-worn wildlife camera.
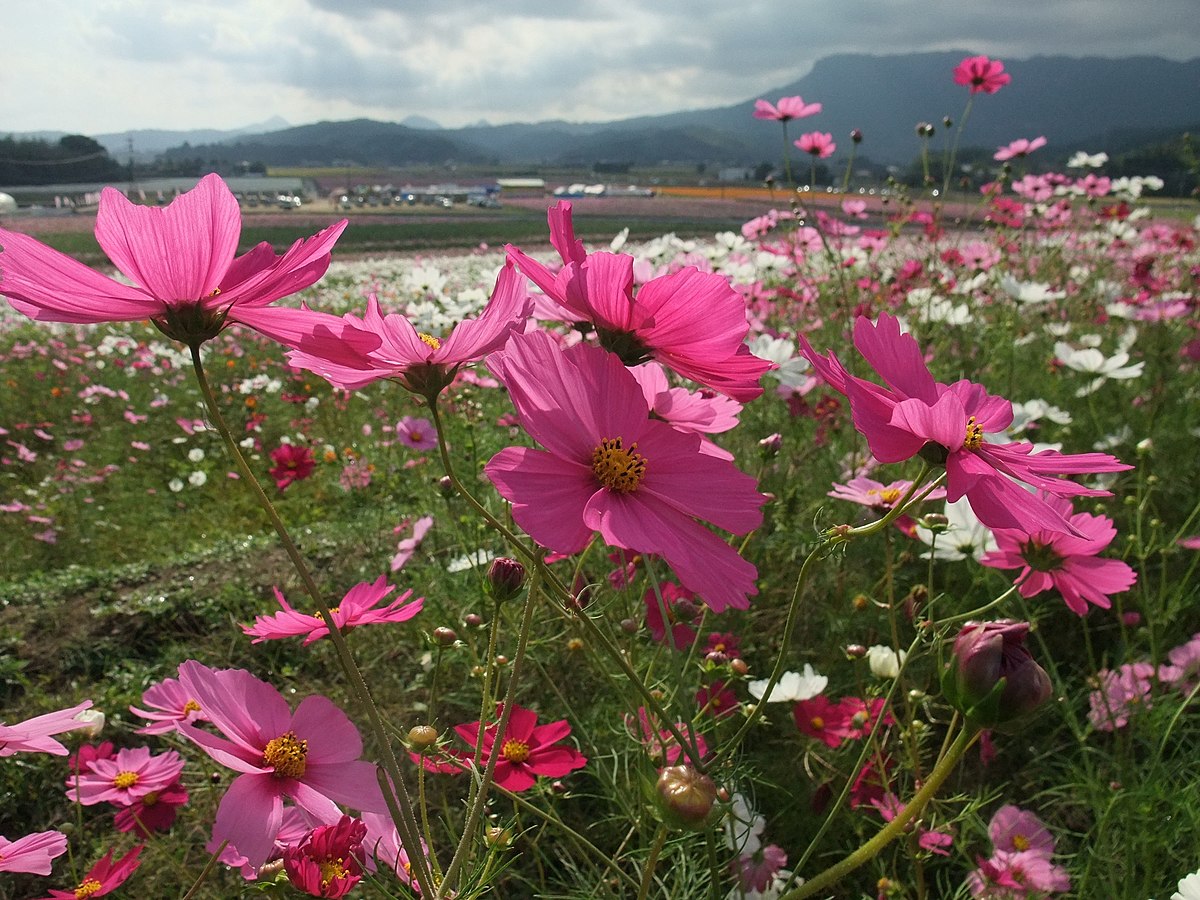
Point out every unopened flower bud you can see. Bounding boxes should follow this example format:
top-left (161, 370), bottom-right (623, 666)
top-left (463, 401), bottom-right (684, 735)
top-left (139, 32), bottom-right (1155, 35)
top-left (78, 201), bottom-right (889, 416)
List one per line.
top-left (916, 122), bottom-right (936, 138)
top-left (850, 128), bottom-right (864, 144)
top-left (759, 432), bottom-right (783, 456)
top-left (942, 116), bottom-right (953, 128)
top-left (656, 765), bottom-right (719, 829)
top-left (942, 620), bottom-right (1051, 729)
top-left (407, 725), bottom-right (439, 751)
top-left (729, 658), bottom-right (749, 677)
top-left (487, 557), bottom-right (526, 602)
top-left (620, 618), bottom-right (639, 634)
top-left (672, 598), bottom-right (700, 621)
top-left (464, 613), bottom-right (484, 628)
top-left (74, 709), bottom-right (105, 738)
top-left (845, 643), bottom-right (868, 659)
top-left (438, 475), bottom-right (454, 495)
top-left (918, 512), bottom-right (950, 533)
top-left (432, 626), bottom-right (458, 647)
top-left (485, 826), bottom-right (514, 849)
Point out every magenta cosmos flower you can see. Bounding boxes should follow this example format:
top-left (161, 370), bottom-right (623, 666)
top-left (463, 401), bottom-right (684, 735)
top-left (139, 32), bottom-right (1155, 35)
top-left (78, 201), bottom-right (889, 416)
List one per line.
top-left (980, 493), bottom-right (1136, 615)
top-left (753, 95), bottom-right (822, 121)
top-left (0, 700), bottom-right (93, 757)
top-left (34, 845), bottom-right (143, 900)
top-left (0, 831), bottom-right (68, 875)
top-left (988, 805), bottom-right (1056, 858)
top-left (174, 660), bottom-right (387, 869)
top-left (485, 331), bottom-right (766, 612)
top-left (269, 443), bottom-right (316, 491)
top-left (284, 815), bottom-right (367, 899)
top-left (243, 574), bottom-right (424, 645)
top-left (954, 54), bottom-right (1012, 94)
top-left (286, 261), bottom-right (531, 396)
top-left (67, 745), bottom-right (186, 807)
top-left (0, 173), bottom-right (346, 346)
top-left (795, 131), bottom-right (836, 158)
top-left (800, 313), bottom-right (1130, 534)
top-left (506, 202), bottom-right (773, 401)
top-left (129, 676), bottom-right (207, 735)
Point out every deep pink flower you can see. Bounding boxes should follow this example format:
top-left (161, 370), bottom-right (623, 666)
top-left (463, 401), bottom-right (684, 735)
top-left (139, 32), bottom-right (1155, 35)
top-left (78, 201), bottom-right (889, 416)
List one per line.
top-left (286, 261), bottom-right (531, 395)
top-left (174, 660), bottom-right (387, 869)
top-left (954, 55), bottom-right (1012, 94)
top-left (506, 202), bottom-right (773, 401)
top-left (872, 793), bottom-right (953, 855)
top-left (629, 362), bottom-right (743, 450)
top-left (113, 780), bottom-right (189, 837)
top-left (994, 136), bottom-right (1047, 161)
top-left (0, 174), bottom-right (345, 346)
top-left (0, 831), bottom-right (68, 875)
top-left (284, 815), bottom-right (367, 898)
top-left (129, 676), bottom-right (207, 735)
top-left (68, 741), bottom-right (116, 775)
top-left (980, 494), bottom-right (1137, 615)
top-left (34, 845), bottom-right (143, 900)
top-left (643, 581), bottom-right (700, 651)
top-left (695, 680), bottom-right (739, 718)
top-left (753, 96), bottom-right (822, 121)
top-left (484, 331), bottom-right (766, 612)
top-left (795, 131), bottom-right (836, 159)
top-left (269, 443), bottom-right (316, 491)
top-left (0, 700), bottom-right (93, 757)
top-left (967, 849), bottom-right (1071, 896)
top-left (793, 696), bottom-right (856, 748)
top-left (243, 575), bottom-right (423, 645)
top-left (800, 313), bottom-right (1130, 534)
top-left (67, 746), bottom-right (186, 806)
top-left (395, 416), bottom-right (437, 451)
top-left (628, 707), bottom-right (708, 766)
top-left (988, 805), bottom-right (1056, 857)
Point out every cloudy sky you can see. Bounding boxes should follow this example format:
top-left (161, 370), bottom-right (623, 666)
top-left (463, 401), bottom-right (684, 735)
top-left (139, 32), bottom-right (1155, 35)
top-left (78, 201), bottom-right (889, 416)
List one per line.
top-left (6, 0), bottom-right (1199, 136)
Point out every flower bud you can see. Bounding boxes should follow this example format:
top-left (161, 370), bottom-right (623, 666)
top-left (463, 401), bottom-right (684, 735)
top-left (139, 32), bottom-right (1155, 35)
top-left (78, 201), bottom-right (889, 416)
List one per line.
top-left (487, 557), bottom-right (526, 602)
top-left (656, 765), bottom-right (719, 830)
top-left (850, 128), bottom-right (864, 144)
top-left (942, 620), bottom-right (1051, 729)
top-left (464, 613), bottom-right (484, 628)
top-left (432, 626), bottom-right (458, 647)
top-left (407, 725), bottom-right (440, 751)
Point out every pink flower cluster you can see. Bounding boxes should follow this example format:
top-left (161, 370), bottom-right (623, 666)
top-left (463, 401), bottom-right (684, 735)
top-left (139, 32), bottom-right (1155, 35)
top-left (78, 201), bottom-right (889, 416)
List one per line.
top-left (1088, 632), bottom-right (1200, 731)
top-left (967, 805), bottom-right (1070, 897)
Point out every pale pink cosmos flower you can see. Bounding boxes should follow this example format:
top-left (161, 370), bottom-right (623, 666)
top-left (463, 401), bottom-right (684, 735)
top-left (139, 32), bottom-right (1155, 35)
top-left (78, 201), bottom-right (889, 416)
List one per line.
top-left (485, 331), bottom-right (766, 612)
top-left (67, 746), bottom-right (186, 806)
top-left (872, 793), bottom-right (953, 855)
top-left (1088, 661), bottom-right (1156, 731)
top-left (0, 174), bottom-right (347, 347)
top-left (506, 202), bottom-right (773, 401)
top-left (174, 660), bottom-right (388, 869)
top-left (395, 416), bottom-right (437, 451)
top-left (1161, 632), bottom-right (1200, 693)
top-left (967, 849), bottom-right (1071, 896)
top-left (800, 313), bottom-right (1130, 534)
top-left (994, 136), bottom-right (1047, 161)
top-left (243, 575), bottom-right (423, 645)
top-left (0, 700), bottom-right (94, 757)
top-left (0, 830), bottom-right (68, 875)
top-left (988, 805), bottom-right (1056, 857)
top-left (980, 493), bottom-right (1136, 615)
top-left (828, 475), bottom-right (947, 536)
top-left (286, 261), bottom-right (531, 396)
top-left (753, 96), bottom-right (822, 121)
top-left (391, 515), bottom-right (434, 571)
top-left (795, 131), bottom-right (836, 159)
top-left (954, 55), bottom-right (1012, 94)
top-left (129, 676), bottom-right (207, 735)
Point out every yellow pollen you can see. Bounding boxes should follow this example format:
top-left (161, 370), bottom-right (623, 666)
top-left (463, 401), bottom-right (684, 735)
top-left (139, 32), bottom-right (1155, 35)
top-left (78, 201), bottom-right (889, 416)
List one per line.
top-left (1012, 834), bottom-right (1030, 851)
top-left (592, 437), bottom-right (647, 492)
top-left (74, 879), bottom-right (103, 899)
top-left (811, 716), bottom-right (825, 729)
top-left (879, 487), bottom-right (903, 505)
top-left (183, 699), bottom-right (201, 715)
top-left (113, 771), bottom-right (139, 789)
top-left (418, 332), bottom-right (441, 350)
top-left (263, 731), bottom-right (309, 779)
top-left (501, 739), bottom-right (531, 763)
top-left (143, 791), bottom-right (160, 806)
top-left (963, 416), bottom-right (984, 450)
top-left (312, 606), bottom-right (341, 621)
top-left (319, 858), bottom-right (349, 888)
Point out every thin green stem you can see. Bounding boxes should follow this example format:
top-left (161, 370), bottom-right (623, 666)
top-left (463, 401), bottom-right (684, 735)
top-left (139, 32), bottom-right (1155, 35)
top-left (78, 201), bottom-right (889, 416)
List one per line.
top-left (637, 825), bottom-right (669, 900)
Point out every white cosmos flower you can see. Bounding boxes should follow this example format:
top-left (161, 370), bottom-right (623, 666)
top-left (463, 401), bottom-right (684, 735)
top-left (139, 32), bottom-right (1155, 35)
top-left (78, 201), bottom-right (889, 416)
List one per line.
top-left (1000, 276), bottom-right (1066, 304)
top-left (1054, 341), bottom-right (1144, 396)
top-left (168, 478), bottom-right (184, 493)
top-left (866, 645), bottom-right (907, 679)
top-left (747, 335), bottom-right (811, 389)
top-left (187, 448), bottom-right (205, 463)
top-left (916, 499), bottom-right (997, 562)
top-left (188, 470), bottom-right (208, 487)
top-left (1173, 868), bottom-right (1200, 900)
top-left (1067, 150), bottom-right (1108, 168)
top-left (447, 549), bottom-right (495, 573)
top-left (748, 664), bottom-right (827, 702)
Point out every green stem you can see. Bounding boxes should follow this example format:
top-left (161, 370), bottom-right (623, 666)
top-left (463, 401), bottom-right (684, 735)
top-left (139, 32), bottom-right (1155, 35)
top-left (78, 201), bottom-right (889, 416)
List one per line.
top-left (187, 342), bottom-right (435, 898)
top-left (180, 840), bottom-right (228, 900)
top-left (638, 825), bottom-right (669, 900)
top-left (783, 726), bottom-right (979, 899)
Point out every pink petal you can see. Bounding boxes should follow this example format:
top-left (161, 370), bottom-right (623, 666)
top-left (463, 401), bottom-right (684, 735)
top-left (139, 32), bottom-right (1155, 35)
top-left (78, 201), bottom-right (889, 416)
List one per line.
top-left (484, 447), bottom-right (596, 553)
top-left (291, 694), bottom-right (364, 764)
top-left (211, 773), bottom-right (282, 869)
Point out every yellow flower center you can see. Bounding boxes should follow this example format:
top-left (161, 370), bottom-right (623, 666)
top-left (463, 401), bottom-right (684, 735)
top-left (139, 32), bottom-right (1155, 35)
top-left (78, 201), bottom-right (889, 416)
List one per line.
top-left (143, 791), bottom-right (160, 806)
top-left (311, 606), bottom-right (341, 621)
top-left (592, 437), bottom-right (647, 492)
top-left (878, 487), bottom-right (903, 505)
top-left (501, 739), bottom-right (531, 763)
top-left (319, 858), bottom-right (349, 888)
top-left (963, 416), bottom-right (984, 450)
top-left (263, 731), bottom-right (309, 779)
top-left (810, 716), bottom-right (825, 729)
top-left (183, 699), bottom-right (201, 715)
top-left (74, 879), bottom-right (103, 899)
top-left (418, 332), bottom-right (441, 350)
top-left (113, 771), bottom-right (139, 789)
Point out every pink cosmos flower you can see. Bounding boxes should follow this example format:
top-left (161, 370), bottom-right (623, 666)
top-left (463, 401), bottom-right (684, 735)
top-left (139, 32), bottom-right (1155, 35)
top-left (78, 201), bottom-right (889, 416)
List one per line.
top-left (629, 362), bottom-right (743, 447)
top-left (506, 202), bottom-right (773, 401)
top-left (0, 174), bottom-right (346, 346)
top-left (286, 261), bottom-right (531, 396)
top-left (643, 581), bottom-right (700, 651)
top-left (33, 845), bottom-right (143, 900)
top-left (283, 815), bottom-right (367, 898)
top-left (243, 575), bottom-right (423, 645)
top-left (485, 331), bottom-right (766, 612)
top-left (994, 136), bottom-right (1047, 161)
top-left (391, 515), bottom-right (434, 571)
top-left (395, 416), bottom-right (437, 451)
top-left (872, 793), bottom-right (953, 855)
top-left (174, 660), bottom-right (387, 869)
top-left (800, 313), bottom-right (1130, 534)
top-left (0, 700), bottom-right (94, 757)
top-left (793, 696), bottom-right (856, 748)
top-left (954, 55), bottom-right (1012, 94)
top-left (130, 676), bottom-right (207, 735)
top-left (753, 96), bottom-right (822, 121)
top-left (980, 493), bottom-right (1136, 615)
top-left (67, 746), bottom-right (186, 806)
top-left (113, 780), bottom-right (189, 837)
top-left (269, 443), bottom-right (316, 491)
top-left (1087, 661), bottom-right (1155, 731)
top-left (828, 475), bottom-right (947, 537)
top-left (0, 831), bottom-right (68, 875)
top-left (988, 805), bottom-right (1056, 857)
top-left (360, 810), bottom-right (426, 891)
top-left (732, 843), bottom-right (789, 893)
top-left (628, 707), bottom-right (708, 766)
top-left (1162, 632), bottom-right (1200, 693)
top-left (795, 131), bottom-right (836, 158)
top-left (967, 849), bottom-right (1071, 896)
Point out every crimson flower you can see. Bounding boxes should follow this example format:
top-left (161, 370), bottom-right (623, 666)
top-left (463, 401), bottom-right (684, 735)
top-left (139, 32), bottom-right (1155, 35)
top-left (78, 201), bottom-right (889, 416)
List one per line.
top-left (506, 202), bottom-right (772, 401)
top-left (243, 575), bottom-right (424, 645)
top-left (643, 581), bottom-right (700, 651)
top-left (953, 54), bottom-right (1012, 94)
top-left (0, 831), bottom-right (68, 875)
top-left (484, 331), bottom-right (766, 612)
top-left (753, 95), bottom-right (822, 121)
top-left (34, 845), bottom-right (143, 900)
top-left (284, 815), bottom-right (367, 899)
top-left (269, 443), bottom-right (316, 491)
top-left (795, 131), bottom-right (836, 158)
top-left (113, 780), bottom-right (189, 837)
top-left (0, 174), bottom-right (346, 346)
top-left (793, 696), bottom-right (856, 747)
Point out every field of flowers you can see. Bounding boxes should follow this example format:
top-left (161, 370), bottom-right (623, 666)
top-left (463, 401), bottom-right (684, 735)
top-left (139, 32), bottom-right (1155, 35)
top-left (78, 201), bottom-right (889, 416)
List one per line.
top-left (3, 56), bottom-right (1200, 900)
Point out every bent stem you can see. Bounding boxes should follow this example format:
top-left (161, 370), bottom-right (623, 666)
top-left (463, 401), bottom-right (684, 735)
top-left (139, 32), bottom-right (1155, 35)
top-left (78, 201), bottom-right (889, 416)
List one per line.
top-left (782, 725), bottom-right (980, 899)
top-left (188, 342), bottom-right (435, 898)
